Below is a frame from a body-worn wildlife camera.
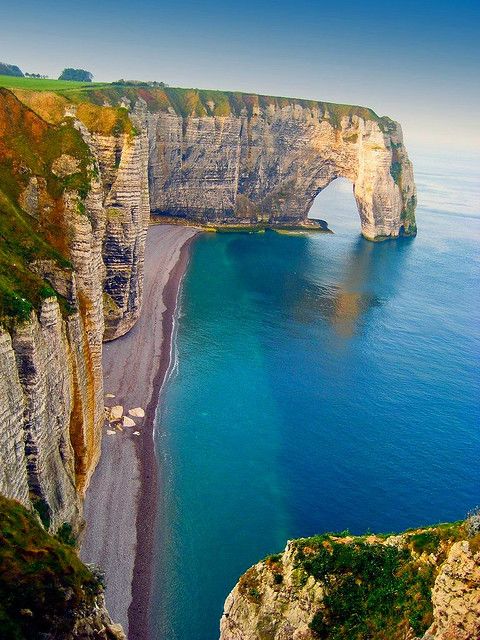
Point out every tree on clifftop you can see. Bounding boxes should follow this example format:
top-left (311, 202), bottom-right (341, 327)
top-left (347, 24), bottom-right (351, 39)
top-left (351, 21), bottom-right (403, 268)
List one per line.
top-left (0, 62), bottom-right (24, 77)
top-left (58, 68), bottom-right (93, 82)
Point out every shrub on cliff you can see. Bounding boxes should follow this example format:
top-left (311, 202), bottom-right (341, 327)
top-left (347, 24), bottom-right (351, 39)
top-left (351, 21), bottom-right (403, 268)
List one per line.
top-left (58, 68), bottom-right (93, 82)
top-left (467, 507), bottom-right (480, 537)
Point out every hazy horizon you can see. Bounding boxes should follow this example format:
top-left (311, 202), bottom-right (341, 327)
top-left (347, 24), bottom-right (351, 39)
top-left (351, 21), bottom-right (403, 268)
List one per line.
top-left (2, 0), bottom-right (479, 151)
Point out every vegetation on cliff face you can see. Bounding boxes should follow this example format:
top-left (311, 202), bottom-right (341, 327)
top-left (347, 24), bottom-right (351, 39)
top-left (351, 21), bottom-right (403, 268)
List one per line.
top-left (293, 523), bottom-right (464, 640)
top-left (0, 495), bottom-right (102, 639)
top-left (0, 87), bottom-right (95, 325)
top-left (223, 521), bottom-right (475, 640)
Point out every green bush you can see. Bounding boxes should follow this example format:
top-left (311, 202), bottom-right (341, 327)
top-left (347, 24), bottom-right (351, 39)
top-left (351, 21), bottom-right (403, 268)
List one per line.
top-left (58, 68), bottom-right (93, 82)
top-left (0, 62), bottom-right (23, 77)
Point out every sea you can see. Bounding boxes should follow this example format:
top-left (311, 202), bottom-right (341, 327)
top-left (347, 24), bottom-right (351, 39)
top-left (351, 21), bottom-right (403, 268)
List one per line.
top-left (151, 148), bottom-right (480, 640)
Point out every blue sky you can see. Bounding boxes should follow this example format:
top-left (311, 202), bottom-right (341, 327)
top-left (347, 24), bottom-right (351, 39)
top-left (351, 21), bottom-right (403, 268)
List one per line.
top-left (3, 0), bottom-right (479, 149)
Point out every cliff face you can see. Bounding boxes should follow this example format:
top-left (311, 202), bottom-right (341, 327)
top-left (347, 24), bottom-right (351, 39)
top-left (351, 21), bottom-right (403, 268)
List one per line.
top-left (0, 88), bottom-right (149, 531)
top-left (426, 538), bottom-right (480, 640)
top-left (18, 85), bottom-right (415, 240)
top-left (72, 100), bottom-right (150, 341)
top-left (220, 523), bottom-right (480, 640)
top-left (146, 93), bottom-right (416, 239)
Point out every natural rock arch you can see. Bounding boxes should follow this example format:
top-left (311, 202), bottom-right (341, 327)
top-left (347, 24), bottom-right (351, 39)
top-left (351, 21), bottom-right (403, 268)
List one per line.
top-left (148, 100), bottom-right (417, 240)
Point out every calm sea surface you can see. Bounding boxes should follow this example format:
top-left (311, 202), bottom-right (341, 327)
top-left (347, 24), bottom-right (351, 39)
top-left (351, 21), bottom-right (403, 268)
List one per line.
top-left (151, 150), bottom-right (480, 640)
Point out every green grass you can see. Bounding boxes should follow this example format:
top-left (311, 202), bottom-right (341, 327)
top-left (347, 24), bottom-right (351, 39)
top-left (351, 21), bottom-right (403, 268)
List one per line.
top-left (0, 74), bottom-right (386, 126)
top-left (0, 74), bottom-right (111, 92)
top-left (0, 495), bottom-right (101, 639)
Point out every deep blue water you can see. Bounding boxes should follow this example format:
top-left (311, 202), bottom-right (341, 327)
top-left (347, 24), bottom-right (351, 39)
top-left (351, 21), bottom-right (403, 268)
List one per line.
top-left (152, 150), bottom-right (480, 640)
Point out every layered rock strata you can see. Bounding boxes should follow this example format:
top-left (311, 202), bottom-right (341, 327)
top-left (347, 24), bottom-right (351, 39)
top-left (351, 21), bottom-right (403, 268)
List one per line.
top-left (0, 89), bottom-right (150, 532)
top-left (220, 525), bottom-right (480, 640)
top-left (147, 97), bottom-right (416, 239)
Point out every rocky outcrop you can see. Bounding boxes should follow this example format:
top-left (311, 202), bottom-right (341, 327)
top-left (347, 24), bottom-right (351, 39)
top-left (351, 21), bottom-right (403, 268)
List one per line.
top-left (147, 94), bottom-right (416, 239)
top-left (425, 538), bottom-right (480, 640)
top-left (220, 524), bottom-right (480, 640)
top-left (73, 102), bottom-right (150, 340)
top-left (56, 593), bottom-right (126, 640)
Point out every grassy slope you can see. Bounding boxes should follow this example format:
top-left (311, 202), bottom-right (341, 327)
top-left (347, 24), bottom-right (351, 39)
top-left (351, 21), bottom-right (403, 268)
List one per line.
top-left (0, 74), bottom-right (111, 92)
top-left (0, 495), bottom-right (101, 639)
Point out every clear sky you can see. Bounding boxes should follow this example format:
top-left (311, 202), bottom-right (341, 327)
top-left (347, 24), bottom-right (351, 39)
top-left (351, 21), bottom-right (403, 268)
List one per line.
top-left (2, 0), bottom-right (479, 150)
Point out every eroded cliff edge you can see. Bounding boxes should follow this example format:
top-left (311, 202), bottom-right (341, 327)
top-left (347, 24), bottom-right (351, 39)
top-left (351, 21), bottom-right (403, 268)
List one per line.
top-left (220, 521), bottom-right (480, 640)
top-left (146, 90), bottom-right (416, 240)
top-left (14, 85), bottom-right (417, 240)
top-left (47, 85), bottom-right (416, 239)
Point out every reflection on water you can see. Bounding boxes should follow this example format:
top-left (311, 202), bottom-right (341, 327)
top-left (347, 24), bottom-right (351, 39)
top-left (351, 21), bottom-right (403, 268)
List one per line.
top-left (291, 236), bottom-right (413, 337)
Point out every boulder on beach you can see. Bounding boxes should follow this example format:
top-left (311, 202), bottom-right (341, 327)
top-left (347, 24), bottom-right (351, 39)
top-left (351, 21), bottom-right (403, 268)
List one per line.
top-left (123, 416), bottom-right (136, 427)
top-left (133, 431), bottom-right (140, 436)
top-left (129, 407), bottom-right (145, 418)
top-left (106, 430), bottom-right (116, 435)
top-left (109, 405), bottom-right (124, 421)
top-left (105, 393), bottom-right (115, 399)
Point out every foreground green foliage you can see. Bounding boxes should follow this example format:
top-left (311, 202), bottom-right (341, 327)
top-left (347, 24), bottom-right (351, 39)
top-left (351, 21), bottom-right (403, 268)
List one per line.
top-left (0, 495), bottom-right (101, 639)
top-left (292, 523), bottom-right (464, 640)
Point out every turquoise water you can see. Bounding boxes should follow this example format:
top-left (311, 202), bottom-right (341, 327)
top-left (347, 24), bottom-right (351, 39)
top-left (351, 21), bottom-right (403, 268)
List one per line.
top-left (152, 150), bottom-right (480, 640)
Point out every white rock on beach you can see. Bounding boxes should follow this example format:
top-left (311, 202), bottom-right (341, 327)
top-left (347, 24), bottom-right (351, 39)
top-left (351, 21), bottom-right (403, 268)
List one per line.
top-left (105, 393), bottom-right (115, 398)
top-left (133, 431), bottom-right (140, 436)
top-left (109, 405), bottom-right (124, 420)
top-left (129, 407), bottom-right (145, 418)
top-left (106, 430), bottom-right (116, 435)
top-left (123, 416), bottom-right (136, 427)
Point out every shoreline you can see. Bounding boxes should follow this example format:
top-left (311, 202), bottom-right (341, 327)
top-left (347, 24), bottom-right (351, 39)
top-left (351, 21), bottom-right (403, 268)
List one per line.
top-left (128, 233), bottom-right (196, 640)
top-left (81, 225), bottom-right (198, 638)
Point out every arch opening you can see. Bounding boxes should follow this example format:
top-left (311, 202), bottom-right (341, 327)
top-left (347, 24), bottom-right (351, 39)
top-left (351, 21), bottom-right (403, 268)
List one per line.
top-left (307, 177), bottom-right (360, 236)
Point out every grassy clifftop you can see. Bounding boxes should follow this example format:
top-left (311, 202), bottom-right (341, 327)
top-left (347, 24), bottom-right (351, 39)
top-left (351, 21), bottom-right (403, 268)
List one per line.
top-left (0, 74), bottom-right (387, 126)
top-left (226, 520), bottom-right (478, 640)
top-left (291, 523), bottom-right (466, 639)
